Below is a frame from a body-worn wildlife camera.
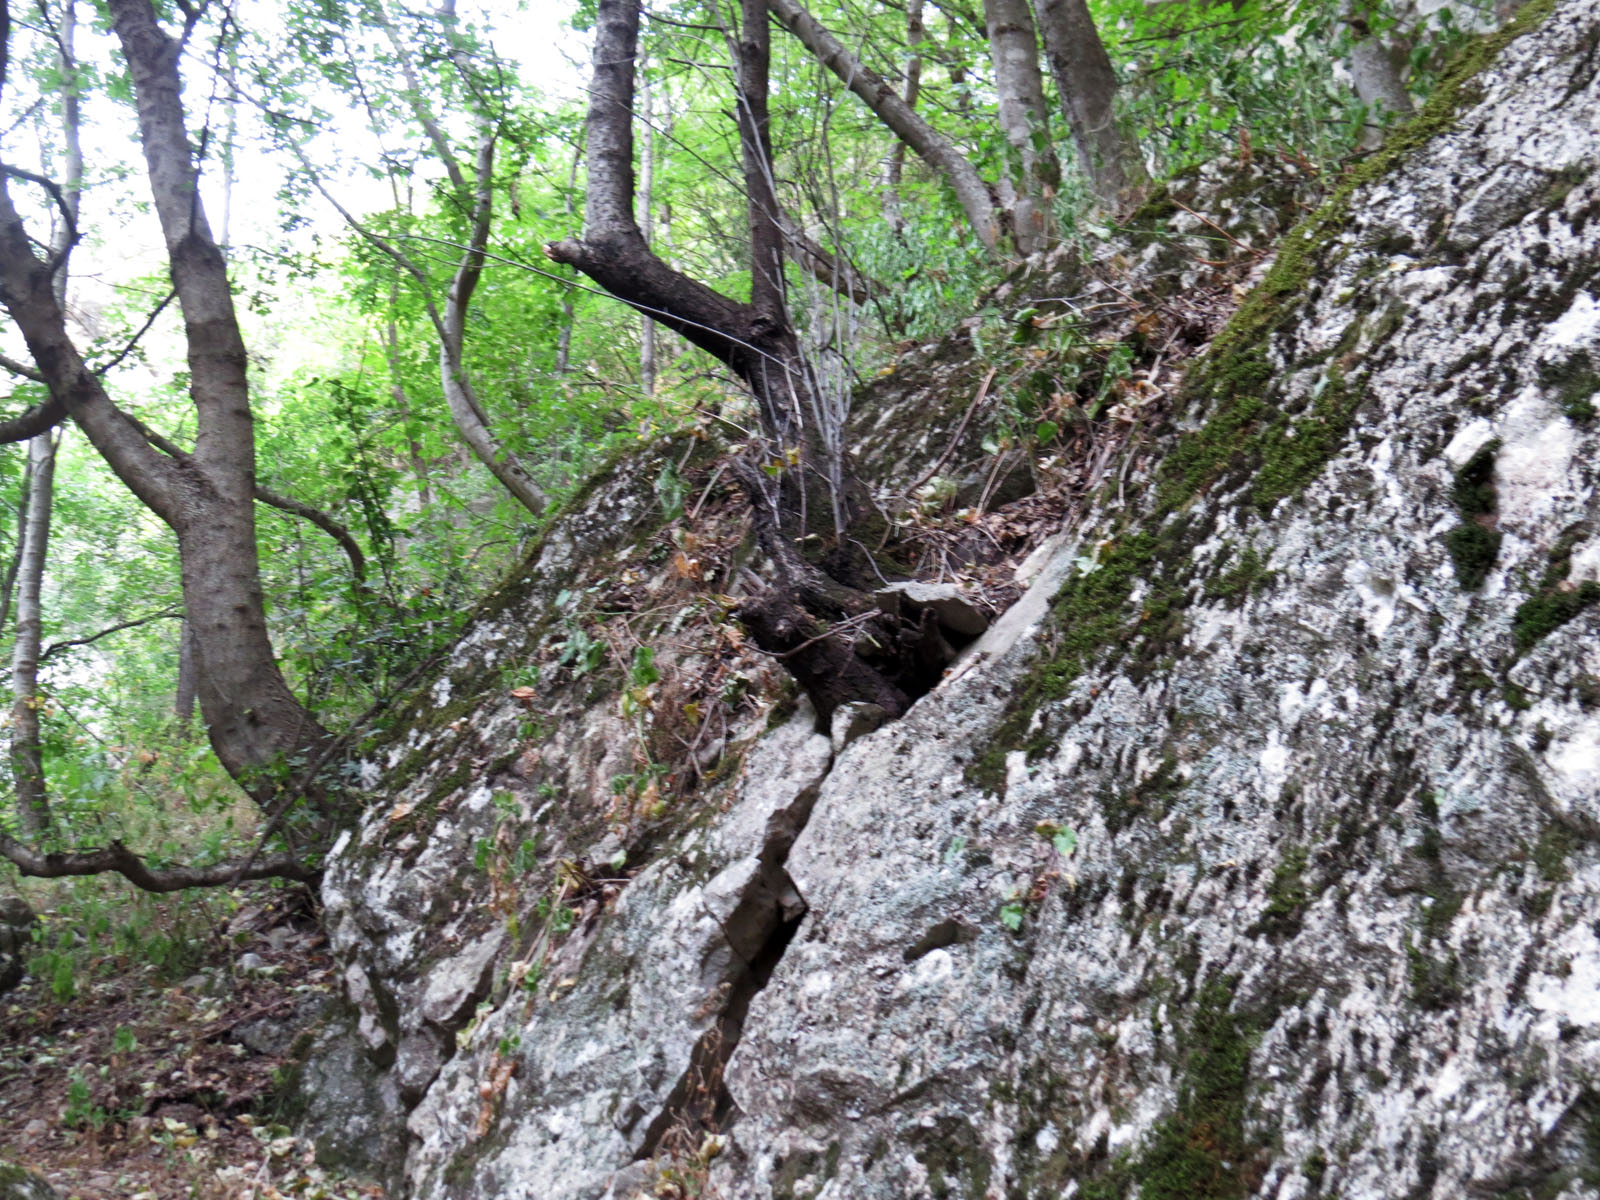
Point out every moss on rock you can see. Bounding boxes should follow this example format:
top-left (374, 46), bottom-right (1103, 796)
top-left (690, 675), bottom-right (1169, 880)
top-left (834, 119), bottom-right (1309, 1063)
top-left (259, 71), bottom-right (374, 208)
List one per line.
top-left (1133, 979), bottom-right (1264, 1200)
top-left (967, 0), bottom-right (1563, 791)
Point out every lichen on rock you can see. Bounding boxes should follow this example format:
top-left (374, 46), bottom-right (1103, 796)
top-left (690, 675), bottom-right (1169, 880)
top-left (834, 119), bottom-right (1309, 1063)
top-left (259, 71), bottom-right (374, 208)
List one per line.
top-left (299, 2), bottom-right (1600, 1196)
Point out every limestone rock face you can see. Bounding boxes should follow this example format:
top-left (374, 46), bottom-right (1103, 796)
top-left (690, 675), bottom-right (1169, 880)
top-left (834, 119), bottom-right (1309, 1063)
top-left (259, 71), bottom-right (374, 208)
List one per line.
top-left (719, 5), bottom-right (1600, 1197)
top-left (303, 2), bottom-right (1600, 1197)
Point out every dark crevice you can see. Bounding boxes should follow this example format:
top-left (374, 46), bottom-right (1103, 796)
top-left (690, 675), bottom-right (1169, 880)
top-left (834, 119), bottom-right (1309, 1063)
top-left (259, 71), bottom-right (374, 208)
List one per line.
top-left (634, 741), bottom-right (837, 1160)
top-left (634, 884), bottom-right (805, 1159)
top-left (903, 917), bottom-right (978, 963)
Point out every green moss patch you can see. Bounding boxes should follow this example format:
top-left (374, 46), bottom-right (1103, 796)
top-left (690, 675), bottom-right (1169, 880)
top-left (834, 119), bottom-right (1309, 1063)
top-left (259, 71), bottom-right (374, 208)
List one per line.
top-left (1133, 979), bottom-right (1264, 1200)
top-left (1515, 583), bottom-right (1600, 649)
top-left (906, 1117), bottom-right (994, 1200)
top-left (965, 0), bottom-right (1563, 792)
top-left (1532, 823), bottom-right (1577, 883)
top-left (1513, 525), bottom-right (1600, 649)
top-left (1407, 938), bottom-right (1464, 1011)
top-left (1444, 438), bottom-right (1503, 589)
top-left (1450, 439), bottom-right (1501, 516)
top-left (1206, 545), bottom-right (1275, 607)
top-left (1446, 524), bottom-right (1502, 591)
top-left (1249, 846), bottom-right (1311, 939)
top-left (1169, 0), bottom-right (1559, 504)
top-left (1102, 754), bottom-right (1185, 835)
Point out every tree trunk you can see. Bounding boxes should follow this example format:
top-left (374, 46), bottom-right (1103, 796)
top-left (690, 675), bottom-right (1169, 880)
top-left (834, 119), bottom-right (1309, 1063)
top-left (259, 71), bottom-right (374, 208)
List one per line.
top-left (9, 432), bottom-right (55, 839)
top-left (112, 0), bottom-right (335, 795)
top-left (639, 66), bottom-right (658, 399)
top-left (547, 0), bottom-right (820, 469)
top-left (555, 141), bottom-right (581, 376)
top-left (549, 0), bottom-right (912, 721)
top-left (8, 0), bottom-right (81, 840)
top-left (1345, 2), bottom-right (1414, 149)
top-left (0, 458), bottom-right (29, 641)
top-left (386, 277), bottom-right (433, 508)
top-left (369, 0), bottom-right (549, 517)
top-left (983, 0), bottom-right (1060, 253)
top-left (0, 0), bottom-right (334, 817)
top-left (438, 125), bottom-right (550, 517)
top-left (767, 0), bottom-right (1002, 252)
top-left (881, 0), bottom-right (924, 235)
top-left (1036, 0), bottom-right (1146, 210)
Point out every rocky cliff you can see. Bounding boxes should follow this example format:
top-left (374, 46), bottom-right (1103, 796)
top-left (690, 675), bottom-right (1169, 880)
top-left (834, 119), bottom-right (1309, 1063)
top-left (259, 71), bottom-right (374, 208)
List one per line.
top-left (302, 2), bottom-right (1600, 1196)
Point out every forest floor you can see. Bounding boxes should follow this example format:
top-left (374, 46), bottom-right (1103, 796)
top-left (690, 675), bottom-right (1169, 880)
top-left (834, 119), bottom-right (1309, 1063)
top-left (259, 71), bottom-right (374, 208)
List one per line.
top-left (0, 885), bottom-right (383, 1200)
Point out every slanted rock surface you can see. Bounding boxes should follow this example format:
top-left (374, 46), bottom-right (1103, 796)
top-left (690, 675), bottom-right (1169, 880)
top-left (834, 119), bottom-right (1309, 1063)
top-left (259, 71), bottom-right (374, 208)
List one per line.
top-left (302, 2), bottom-right (1600, 1197)
top-left (0, 1162), bottom-right (59, 1200)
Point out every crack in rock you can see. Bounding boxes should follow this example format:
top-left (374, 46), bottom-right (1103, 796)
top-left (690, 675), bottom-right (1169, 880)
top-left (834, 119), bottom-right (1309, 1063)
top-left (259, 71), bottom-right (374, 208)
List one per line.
top-left (632, 741), bottom-right (834, 1162)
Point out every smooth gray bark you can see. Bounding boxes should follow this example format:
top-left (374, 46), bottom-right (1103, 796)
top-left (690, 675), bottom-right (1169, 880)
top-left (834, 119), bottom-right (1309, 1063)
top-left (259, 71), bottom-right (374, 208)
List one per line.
top-left (1036, 0), bottom-right (1146, 209)
top-left (9, 432), bottom-right (55, 838)
top-left (767, 0), bottom-right (1002, 251)
top-left (1345, 2), bottom-right (1415, 148)
top-left (983, 0), bottom-right (1060, 252)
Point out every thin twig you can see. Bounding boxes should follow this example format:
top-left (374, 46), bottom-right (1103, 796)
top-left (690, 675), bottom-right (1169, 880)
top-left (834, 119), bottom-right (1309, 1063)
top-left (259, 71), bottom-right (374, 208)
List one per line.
top-left (39, 608), bottom-right (181, 664)
top-left (1168, 196), bottom-right (1266, 258)
top-left (772, 610), bottom-right (878, 659)
top-left (91, 289), bottom-right (177, 376)
top-left (902, 364), bottom-right (998, 497)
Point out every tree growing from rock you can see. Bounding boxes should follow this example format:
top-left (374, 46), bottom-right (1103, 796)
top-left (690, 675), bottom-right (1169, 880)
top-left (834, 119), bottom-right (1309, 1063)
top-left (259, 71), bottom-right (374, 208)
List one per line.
top-left (549, 0), bottom-right (945, 720)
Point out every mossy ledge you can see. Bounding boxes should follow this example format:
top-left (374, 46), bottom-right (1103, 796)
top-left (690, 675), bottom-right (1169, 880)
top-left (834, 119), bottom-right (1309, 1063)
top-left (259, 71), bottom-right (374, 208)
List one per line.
top-left (967, 0), bottom-right (1560, 793)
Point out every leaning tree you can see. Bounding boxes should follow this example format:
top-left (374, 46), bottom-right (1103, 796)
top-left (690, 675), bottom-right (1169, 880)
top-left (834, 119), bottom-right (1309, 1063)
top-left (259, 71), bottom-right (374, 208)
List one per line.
top-left (0, 0), bottom-right (344, 887)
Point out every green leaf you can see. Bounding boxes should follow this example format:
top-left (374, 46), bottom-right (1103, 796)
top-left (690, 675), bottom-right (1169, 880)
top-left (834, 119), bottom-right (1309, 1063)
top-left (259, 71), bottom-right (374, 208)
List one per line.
top-left (654, 462), bottom-right (686, 521)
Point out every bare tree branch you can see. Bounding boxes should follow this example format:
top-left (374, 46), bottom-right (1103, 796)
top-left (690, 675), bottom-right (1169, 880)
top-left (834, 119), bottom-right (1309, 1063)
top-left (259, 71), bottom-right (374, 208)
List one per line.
top-left (779, 209), bottom-right (877, 304)
top-left (90, 287), bottom-right (176, 375)
top-left (0, 395), bottom-right (63, 442)
top-left (0, 162), bottom-right (76, 265)
top-left (130, 417), bottom-right (369, 582)
top-left (254, 484), bottom-right (368, 583)
top-left (0, 828), bottom-right (320, 890)
top-left (39, 607), bottom-right (181, 664)
top-left (768, 0), bottom-right (1002, 250)
top-left (0, 352), bottom-right (40, 379)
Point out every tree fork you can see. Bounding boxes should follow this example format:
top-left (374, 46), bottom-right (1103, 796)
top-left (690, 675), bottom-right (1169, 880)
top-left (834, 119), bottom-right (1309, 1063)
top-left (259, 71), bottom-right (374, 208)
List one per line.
top-left (552, 0), bottom-right (932, 722)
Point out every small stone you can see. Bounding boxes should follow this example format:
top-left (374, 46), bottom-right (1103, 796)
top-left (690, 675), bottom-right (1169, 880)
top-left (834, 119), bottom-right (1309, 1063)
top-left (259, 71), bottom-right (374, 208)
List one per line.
top-left (874, 582), bottom-right (989, 638)
top-left (235, 952), bottom-right (268, 973)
